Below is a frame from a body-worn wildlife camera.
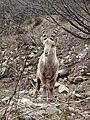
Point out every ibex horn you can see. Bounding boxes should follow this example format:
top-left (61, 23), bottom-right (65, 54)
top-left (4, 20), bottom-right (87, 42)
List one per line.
top-left (50, 26), bottom-right (60, 40)
top-left (41, 25), bottom-right (47, 40)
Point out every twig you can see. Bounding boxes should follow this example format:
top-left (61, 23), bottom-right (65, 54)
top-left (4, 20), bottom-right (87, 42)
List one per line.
top-left (12, 105), bottom-right (49, 120)
top-left (1, 53), bottom-right (27, 120)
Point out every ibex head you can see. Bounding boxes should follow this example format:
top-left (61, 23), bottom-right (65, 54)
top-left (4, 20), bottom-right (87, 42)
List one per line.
top-left (43, 38), bottom-right (56, 57)
top-left (41, 26), bottom-right (59, 57)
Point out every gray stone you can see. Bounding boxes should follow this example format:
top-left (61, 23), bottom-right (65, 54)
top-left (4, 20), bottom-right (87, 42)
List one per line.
top-left (70, 76), bottom-right (85, 84)
top-left (78, 49), bottom-right (87, 60)
top-left (58, 69), bottom-right (69, 78)
top-left (55, 82), bottom-right (60, 88)
top-left (0, 67), bottom-right (8, 78)
top-left (59, 84), bottom-right (69, 93)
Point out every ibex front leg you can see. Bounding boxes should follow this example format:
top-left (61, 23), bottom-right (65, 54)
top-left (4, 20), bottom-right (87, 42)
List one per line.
top-left (41, 75), bottom-right (47, 98)
top-left (48, 74), bottom-right (58, 99)
top-left (48, 79), bottom-right (55, 99)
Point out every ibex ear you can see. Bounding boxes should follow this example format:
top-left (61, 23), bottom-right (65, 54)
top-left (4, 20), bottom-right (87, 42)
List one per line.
top-left (40, 25), bottom-right (47, 42)
top-left (40, 35), bottom-right (47, 42)
top-left (43, 40), bottom-right (45, 46)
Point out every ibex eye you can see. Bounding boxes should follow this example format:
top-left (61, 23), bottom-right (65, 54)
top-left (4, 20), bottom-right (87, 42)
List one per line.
top-left (51, 44), bottom-right (55, 47)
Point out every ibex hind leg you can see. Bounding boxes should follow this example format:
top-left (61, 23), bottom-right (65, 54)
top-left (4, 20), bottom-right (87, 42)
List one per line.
top-left (33, 78), bottom-right (41, 97)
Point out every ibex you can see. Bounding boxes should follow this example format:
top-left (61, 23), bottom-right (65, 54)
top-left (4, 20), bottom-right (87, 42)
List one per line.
top-left (34, 26), bottom-right (59, 99)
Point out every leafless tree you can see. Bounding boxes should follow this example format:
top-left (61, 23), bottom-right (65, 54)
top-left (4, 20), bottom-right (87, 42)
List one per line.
top-left (40, 0), bottom-right (90, 40)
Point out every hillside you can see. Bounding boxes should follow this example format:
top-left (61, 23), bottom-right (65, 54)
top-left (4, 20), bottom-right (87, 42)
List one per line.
top-left (0, 16), bottom-right (90, 120)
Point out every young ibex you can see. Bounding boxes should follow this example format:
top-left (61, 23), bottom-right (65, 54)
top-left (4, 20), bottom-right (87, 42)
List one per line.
top-left (34, 26), bottom-right (59, 99)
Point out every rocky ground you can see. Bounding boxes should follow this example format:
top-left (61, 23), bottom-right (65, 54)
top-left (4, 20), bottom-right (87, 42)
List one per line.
top-left (0, 16), bottom-right (90, 120)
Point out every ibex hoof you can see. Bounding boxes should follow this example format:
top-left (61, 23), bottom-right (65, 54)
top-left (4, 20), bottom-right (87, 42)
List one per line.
top-left (47, 96), bottom-right (55, 102)
top-left (33, 90), bottom-right (38, 98)
top-left (40, 94), bottom-right (46, 100)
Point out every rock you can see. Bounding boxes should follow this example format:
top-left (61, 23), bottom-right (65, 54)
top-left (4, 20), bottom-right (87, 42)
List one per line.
top-left (22, 103), bottom-right (58, 120)
top-left (83, 111), bottom-right (90, 119)
top-left (18, 98), bottom-right (31, 104)
top-left (68, 76), bottom-right (74, 83)
top-left (37, 96), bottom-right (42, 101)
top-left (19, 90), bottom-right (28, 94)
top-left (70, 91), bottom-right (88, 100)
top-left (31, 102), bottom-right (48, 108)
top-left (2, 77), bottom-right (12, 83)
top-left (32, 78), bottom-right (37, 83)
top-left (60, 59), bottom-right (64, 65)
top-left (70, 76), bottom-right (85, 84)
top-left (23, 70), bottom-right (28, 75)
top-left (57, 69), bottom-right (69, 79)
top-left (78, 48), bottom-right (87, 60)
top-left (46, 105), bottom-right (58, 115)
top-left (31, 79), bottom-right (37, 86)
top-left (0, 67), bottom-right (8, 78)
top-left (63, 77), bottom-right (68, 82)
top-left (28, 52), bottom-right (35, 58)
top-left (86, 97), bottom-right (90, 100)
top-left (27, 66), bottom-right (32, 71)
top-left (68, 107), bottom-right (74, 111)
top-left (1, 97), bottom-right (13, 105)
top-left (81, 60), bottom-right (90, 76)
top-left (55, 82), bottom-right (60, 88)
top-left (2, 97), bottom-right (10, 102)
top-left (59, 84), bottom-right (69, 93)
top-left (85, 91), bottom-right (90, 96)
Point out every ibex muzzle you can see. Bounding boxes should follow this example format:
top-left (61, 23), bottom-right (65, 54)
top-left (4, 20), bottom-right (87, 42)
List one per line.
top-left (33, 26), bottom-right (59, 100)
